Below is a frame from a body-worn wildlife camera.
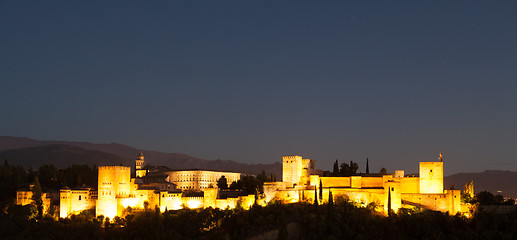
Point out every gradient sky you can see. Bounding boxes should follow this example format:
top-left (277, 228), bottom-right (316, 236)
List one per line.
top-left (1, 1), bottom-right (516, 175)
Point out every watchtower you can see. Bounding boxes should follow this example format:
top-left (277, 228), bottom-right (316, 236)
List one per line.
top-left (419, 161), bottom-right (444, 194)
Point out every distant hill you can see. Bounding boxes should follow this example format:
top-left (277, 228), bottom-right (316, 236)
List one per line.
top-left (444, 170), bottom-right (517, 199)
top-left (0, 144), bottom-right (131, 168)
top-left (0, 136), bottom-right (282, 177)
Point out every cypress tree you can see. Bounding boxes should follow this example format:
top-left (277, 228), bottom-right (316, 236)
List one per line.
top-left (387, 188), bottom-right (392, 216)
top-left (333, 160), bottom-right (339, 176)
top-left (314, 186), bottom-right (318, 205)
top-left (319, 179), bottom-right (323, 203)
top-left (154, 206), bottom-right (164, 240)
top-left (31, 176), bottom-right (43, 219)
top-left (327, 190), bottom-right (334, 224)
top-left (366, 157), bottom-right (369, 174)
top-left (328, 190), bottom-right (333, 207)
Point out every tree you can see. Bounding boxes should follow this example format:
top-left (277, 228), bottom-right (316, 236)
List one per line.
top-left (31, 176), bottom-right (43, 219)
top-left (327, 190), bottom-right (334, 229)
top-left (350, 161), bottom-right (358, 174)
top-left (0, 160), bottom-right (30, 204)
top-left (366, 158), bottom-right (369, 174)
top-left (328, 191), bottom-right (334, 208)
top-left (38, 164), bottom-right (58, 190)
top-left (144, 201), bottom-right (149, 211)
top-left (476, 191), bottom-right (494, 205)
top-left (332, 160), bottom-right (339, 177)
top-left (461, 192), bottom-right (475, 204)
top-left (380, 168), bottom-right (387, 175)
top-left (387, 188), bottom-right (392, 216)
top-left (494, 195), bottom-right (504, 205)
top-left (239, 175), bottom-right (261, 194)
top-left (503, 198), bottom-right (515, 205)
top-left (229, 181), bottom-right (239, 190)
top-left (340, 161), bottom-right (359, 176)
top-left (217, 176), bottom-right (228, 189)
top-left (257, 170), bottom-right (267, 183)
top-left (314, 186), bottom-right (318, 205)
top-left (339, 163), bottom-right (350, 176)
top-left (319, 179), bottom-right (323, 203)
top-left (154, 206), bottom-right (164, 240)
top-left (7, 204), bottom-right (37, 222)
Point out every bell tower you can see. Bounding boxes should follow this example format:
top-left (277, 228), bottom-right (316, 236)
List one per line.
top-left (135, 152), bottom-right (147, 178)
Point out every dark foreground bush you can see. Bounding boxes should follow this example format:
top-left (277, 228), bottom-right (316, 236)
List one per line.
top-left (2, 202), bottom-right (517, 240)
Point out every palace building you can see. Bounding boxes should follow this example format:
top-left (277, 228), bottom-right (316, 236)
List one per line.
top-left (58, 153), bottom-right (250, 219)
top-left (17, 152), bottom-right (472, 219)
top-left (166, 170), bottom-right (240, 190)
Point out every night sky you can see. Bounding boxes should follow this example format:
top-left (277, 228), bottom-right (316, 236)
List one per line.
top-left (1, 1), bottom-right (516, 175)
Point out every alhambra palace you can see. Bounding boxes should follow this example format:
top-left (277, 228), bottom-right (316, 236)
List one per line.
top-left (16, 152), bottom-right (473, 219)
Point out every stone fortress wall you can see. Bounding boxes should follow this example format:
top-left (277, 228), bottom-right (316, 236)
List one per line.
top-left (266, 154), bottom-right (465, 215)
top-left (18, 152), bottom-right (468, 219)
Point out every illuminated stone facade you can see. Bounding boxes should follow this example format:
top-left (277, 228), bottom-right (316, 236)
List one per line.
top-left (166, 170), bottom-right (240, 190)
top-left (267, 155), bottom-right (467, 215)
top-left (60, 188), bottom-right (96, 218)
top-left (419, 161), bottom-right (443, 194)
top-left (18, 152), bottom-right (469, 219)
top-left (52, 153), bottom-right (249, 219)
top-left (95, 166), bottom-right (132, 218)
top-left (282, 156), bottom-right (315, 186)
top-left (16, 188), bottom-right (53, 213)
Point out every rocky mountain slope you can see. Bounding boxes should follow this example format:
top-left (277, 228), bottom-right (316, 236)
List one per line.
top-left (0, 136), bottom-right (281, 176)
top-left (444, 170), bottom-right (517, 199)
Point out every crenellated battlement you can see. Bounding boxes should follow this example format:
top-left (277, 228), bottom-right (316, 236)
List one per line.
top-left (283, 155), bottom-right (302, 163)
top-left (99, 166), bottom-right (130, 170)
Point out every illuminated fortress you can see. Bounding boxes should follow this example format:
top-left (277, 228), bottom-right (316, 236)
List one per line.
top-left (58, 153), bottom-right (251, 219)
top-left (19, 152), bottom-right (471, 218)
top-left (265, 154), bottom-right (467, 215)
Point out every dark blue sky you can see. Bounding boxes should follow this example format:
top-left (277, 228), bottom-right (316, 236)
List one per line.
top-left (1, 1), bottom-right (516, 175)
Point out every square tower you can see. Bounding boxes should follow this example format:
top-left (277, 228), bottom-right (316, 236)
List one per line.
top-left (384, 180), bottom-right (402, 214)
top-left (96, 166), bottom-right (131, 218)
top-left (419, 162), bottom-right (443, 194)
top-left (300, 158), bottom-right (315, 185)
top-left (282, 156), bottom-right (313, 185)
top-left (282, 156), bottom-right (303, 185)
